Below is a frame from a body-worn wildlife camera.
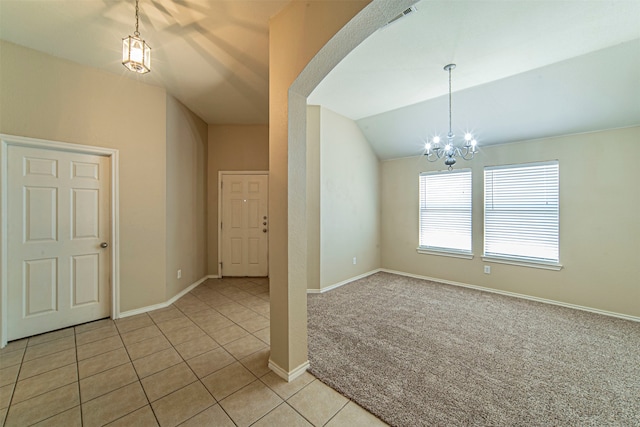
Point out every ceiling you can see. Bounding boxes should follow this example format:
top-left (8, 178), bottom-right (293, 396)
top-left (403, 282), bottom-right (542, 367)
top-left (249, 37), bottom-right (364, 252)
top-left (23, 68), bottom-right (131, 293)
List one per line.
top-left (310, 0), bottom-right (640, 159)
top-left (0, 0), bottom-right (290, 125)
top-left (1, 0), bottom-right (639, 158)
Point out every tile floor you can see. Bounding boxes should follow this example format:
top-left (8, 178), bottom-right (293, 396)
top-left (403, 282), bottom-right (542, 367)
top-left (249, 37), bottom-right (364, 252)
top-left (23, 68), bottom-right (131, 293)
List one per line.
top-left (0, 277), bottom-right (387, 427)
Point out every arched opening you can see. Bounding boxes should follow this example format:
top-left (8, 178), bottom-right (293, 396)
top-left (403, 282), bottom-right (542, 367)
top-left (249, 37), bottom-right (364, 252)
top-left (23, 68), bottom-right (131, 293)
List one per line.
top-left (268, 0), bottom-right (418, 378)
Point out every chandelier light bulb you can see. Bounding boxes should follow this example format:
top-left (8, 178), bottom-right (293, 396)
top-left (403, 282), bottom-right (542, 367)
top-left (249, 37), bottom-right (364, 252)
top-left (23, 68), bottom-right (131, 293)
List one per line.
top-left (464, 133), bottom-right (473, 141)
top-left (425, 142), bottom-right (432, 150)
top-left (432, 136), bottom-right (441, 144)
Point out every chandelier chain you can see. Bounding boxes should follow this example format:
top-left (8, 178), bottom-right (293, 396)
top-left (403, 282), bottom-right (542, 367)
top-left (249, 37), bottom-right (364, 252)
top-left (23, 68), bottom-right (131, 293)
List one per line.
top-left (448, 66), bottom-right (452, 137)
top-left (134, 0), bottom-right (140, 37)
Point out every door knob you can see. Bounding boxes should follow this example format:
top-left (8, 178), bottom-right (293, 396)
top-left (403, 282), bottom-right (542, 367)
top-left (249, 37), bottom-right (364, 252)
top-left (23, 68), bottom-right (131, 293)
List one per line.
top-left (100, 242), bottom-right (109, 248)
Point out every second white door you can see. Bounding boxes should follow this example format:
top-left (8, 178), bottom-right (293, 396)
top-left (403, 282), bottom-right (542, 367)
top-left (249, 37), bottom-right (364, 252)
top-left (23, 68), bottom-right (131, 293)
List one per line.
top-left (221, 174), bottom-right (268, 277)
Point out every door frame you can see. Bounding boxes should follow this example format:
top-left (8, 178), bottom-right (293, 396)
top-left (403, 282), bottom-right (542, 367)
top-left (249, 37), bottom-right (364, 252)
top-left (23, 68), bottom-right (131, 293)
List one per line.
top-left (217, 171), bottom-right (269, 278)
top-left (0, 134), bottom-right (120, 347)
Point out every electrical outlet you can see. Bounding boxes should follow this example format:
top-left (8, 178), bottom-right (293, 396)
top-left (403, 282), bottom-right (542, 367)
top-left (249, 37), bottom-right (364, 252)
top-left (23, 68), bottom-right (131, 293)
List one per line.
top-left (353, 257), bottom-right (357, 265)
top-left (484, 265), bottom-right (491, 274)
top-left (177, 269), bottom-right (182, 279)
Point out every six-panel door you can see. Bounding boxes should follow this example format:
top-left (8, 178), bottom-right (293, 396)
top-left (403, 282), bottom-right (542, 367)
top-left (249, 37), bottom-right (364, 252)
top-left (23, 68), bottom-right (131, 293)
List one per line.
top-left (7, 145), bottom-right (110, 340)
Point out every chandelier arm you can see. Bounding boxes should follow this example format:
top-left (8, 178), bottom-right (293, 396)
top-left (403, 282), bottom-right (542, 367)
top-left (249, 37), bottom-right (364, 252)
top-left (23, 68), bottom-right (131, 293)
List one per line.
top-left (460, 147), bottom-right (475, 161)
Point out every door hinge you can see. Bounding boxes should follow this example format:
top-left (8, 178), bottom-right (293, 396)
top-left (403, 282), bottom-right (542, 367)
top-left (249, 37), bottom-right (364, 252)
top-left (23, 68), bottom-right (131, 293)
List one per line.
top-left (221, 222), bottom-right (223, 229)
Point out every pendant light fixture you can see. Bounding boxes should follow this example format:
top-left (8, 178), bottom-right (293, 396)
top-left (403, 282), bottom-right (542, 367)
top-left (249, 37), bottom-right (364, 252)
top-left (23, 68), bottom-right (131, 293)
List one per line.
top-left (122, 0), bottom-right (151, 74)
top-left (424, 64), bottom-right (477, 170)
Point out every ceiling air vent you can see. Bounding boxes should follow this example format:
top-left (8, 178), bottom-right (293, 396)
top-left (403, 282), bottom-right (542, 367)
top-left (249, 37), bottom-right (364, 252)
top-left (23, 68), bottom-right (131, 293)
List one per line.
top-left (385, 6), bottom-right (417, 26)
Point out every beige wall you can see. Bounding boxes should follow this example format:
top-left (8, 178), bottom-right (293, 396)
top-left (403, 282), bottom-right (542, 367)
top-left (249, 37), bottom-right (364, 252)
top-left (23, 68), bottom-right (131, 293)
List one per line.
top-left (0, 41), bottom-right (168, 312)
top-left (207, 125), bottom-right (269, 275)
top-left (307, 106), bottom-right (322, 291)
top-left (317, 106), bottom-right (381, 288)
top-left (381, 126), bottom-right (640, 317)
top-left (269, 0), bottom-right (372, 373)
top-left (166, 95), bottom-right (208, 298)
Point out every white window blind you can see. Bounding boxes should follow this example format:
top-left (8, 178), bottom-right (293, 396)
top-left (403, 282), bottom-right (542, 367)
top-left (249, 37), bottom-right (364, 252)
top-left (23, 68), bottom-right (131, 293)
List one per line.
top-left (484, 161), bottom-right (559, 263)
top-left (419, 169), bottom-right (472, 253)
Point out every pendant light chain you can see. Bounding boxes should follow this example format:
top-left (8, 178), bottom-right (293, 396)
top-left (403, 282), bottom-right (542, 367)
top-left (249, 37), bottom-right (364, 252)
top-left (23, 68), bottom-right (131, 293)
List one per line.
top-left (134, 0), bottom-right (140, 37)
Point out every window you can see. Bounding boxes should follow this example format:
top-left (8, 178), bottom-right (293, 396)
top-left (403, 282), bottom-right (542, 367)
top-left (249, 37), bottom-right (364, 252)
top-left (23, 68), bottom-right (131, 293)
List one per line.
top-left (419, 169), bottom-right (472, 255)
top-left (484, 161), bottom-right (559, 266)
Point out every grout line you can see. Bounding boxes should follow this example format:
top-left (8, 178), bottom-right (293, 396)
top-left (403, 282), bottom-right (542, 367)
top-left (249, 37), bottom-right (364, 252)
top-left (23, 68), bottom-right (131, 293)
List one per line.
top-left (2, 338), bottom-right (28, 426)
top-left (77, 322), bottom-right (148, 425)
top-left (142, 289), bottom-right (220, 424)
top-left (113, 316), bottom-right (160, 427)
top-left (322, 399), bottom-right (351, 426)
top-left (186, 278), bottom-right (269, 425)
top-left (248, 400), bottom-right (287, 426)
top-left (74, 331), bottom-right (82, 425)
top-left (4, 277), bottom-right (273, 427)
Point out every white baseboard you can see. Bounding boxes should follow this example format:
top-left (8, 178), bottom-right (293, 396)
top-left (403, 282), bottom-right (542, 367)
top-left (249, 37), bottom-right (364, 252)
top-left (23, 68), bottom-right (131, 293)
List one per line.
top-left (380, 268), bottom-right (640, 323)
top-left (307, 268), bottom-right (382, 294)
top-left (268, 358), bottom-right (310, 382)
top-left (118, 275), bottom-right (210, 318)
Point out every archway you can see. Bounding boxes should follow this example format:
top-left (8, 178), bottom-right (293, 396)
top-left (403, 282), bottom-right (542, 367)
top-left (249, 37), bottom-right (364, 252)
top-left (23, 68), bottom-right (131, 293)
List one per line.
top-left (268, 0), bottom-right (418, 379)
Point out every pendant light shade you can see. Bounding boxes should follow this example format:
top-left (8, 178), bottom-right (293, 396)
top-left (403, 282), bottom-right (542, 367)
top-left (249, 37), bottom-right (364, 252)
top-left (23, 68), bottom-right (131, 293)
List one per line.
top-left (122, 35), bottom-right (151, 74)
top-left (122, 0), bottom-right (151, 74)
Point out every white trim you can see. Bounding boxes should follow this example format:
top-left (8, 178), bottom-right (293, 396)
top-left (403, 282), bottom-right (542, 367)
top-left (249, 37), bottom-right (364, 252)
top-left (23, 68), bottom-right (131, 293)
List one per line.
top-left (118, 275), bottom-right (209, 318)
top-left (0, 140), bottom-right (7, 347)
top-left (482, 256), bottom-right (562, 271)
top-left (307, 269), bottom-right (382, 294)
top-left (380, 269), bottom-right (640, 323)
top-left (111, 151), bottom-right (121, 317)
top-left (268, 358), bottom-right (310, 382)
top-left (417, 248), bottom-right (474, 260)
top-left (0, 134), bottom-right (120, 347)
top-left (217, 171), bottom-right (269, 278)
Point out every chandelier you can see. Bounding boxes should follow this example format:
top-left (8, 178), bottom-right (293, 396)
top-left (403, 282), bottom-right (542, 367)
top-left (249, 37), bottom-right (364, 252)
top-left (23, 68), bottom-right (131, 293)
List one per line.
top-left (424, 64), bottom-right (477, 170)
top-left (122, 0), bottom-right (151, 74)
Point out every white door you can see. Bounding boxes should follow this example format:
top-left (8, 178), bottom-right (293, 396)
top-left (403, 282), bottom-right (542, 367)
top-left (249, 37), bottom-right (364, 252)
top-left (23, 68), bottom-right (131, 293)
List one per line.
top-left (7, 145), bottom-right (111, 340)
top-left (221, 174), bottom-right (268, 277)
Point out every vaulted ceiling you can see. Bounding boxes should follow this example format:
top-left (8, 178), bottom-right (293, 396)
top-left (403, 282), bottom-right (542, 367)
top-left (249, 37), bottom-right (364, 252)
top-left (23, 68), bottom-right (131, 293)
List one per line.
top-left (1, 0), bottom-right (639, 160)
top-left (309, 0), bottom-right (640, 159)
top-left (0, 0), bottom-right (290, 124)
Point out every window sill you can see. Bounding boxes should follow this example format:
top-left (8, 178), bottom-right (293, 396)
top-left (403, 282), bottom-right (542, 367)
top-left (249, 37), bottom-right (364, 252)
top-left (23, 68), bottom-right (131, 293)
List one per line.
top-left (482, 256), bottom-right (563, 271)
top-left (417, 248), bottom-right (474, 260)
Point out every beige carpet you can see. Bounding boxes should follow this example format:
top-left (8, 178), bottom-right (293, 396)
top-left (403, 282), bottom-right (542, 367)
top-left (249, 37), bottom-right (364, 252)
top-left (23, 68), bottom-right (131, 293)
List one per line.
top-left (307, 272), bottom-right (640, 427)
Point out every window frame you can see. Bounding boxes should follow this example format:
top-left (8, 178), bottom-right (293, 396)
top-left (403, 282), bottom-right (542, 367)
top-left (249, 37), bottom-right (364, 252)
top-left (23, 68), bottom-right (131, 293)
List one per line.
top-left (417, 168), bottom-right (473, 259)
top-left (482, 160), bottom-right (562, 270)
